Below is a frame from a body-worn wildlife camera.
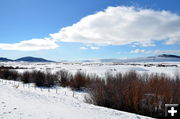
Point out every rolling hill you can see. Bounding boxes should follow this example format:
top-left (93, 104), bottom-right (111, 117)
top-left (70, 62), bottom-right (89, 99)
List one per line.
top-left (0, 57), bottom-right (53, 62)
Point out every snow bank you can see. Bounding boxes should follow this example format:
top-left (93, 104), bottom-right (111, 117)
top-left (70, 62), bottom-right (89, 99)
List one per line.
top-left (0, 79), bottom-right (152, 119)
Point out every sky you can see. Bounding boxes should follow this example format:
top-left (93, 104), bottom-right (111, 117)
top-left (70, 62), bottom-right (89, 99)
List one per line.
top-left (0, 0), bottom-right (180, 61)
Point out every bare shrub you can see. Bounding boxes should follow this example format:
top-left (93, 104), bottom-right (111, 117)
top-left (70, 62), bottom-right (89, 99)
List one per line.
top-left (21, 71), bottom-right (31, 83)
top-left (86, 71), bottom-right (180, 118)
top-left (70, 71), bottom-right (91, 91)
top-left (0, 69), bottom-right (19, 81)
top-left (56, 70), bottom-right (72, 87)
top-left (31, 71), bottom-right (46, 87)
top-left (44, 71), bottom-right (58, 87)
top-left (29, 70), bottom-right (57, 87)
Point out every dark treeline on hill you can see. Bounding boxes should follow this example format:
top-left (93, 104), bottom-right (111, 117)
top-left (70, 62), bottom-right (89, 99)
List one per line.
top-left (0, 56), bottom-right (53, 62)
top-left (0, 68), bottom-right (179, 118)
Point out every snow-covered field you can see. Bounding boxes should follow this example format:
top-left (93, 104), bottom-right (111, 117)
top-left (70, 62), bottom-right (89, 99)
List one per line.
top-left (0, 62), bottom-right (180, 77)
top-left (0, 61), bottom-right (179, 119)
top-left (0, 79), bottom-right (152, 119)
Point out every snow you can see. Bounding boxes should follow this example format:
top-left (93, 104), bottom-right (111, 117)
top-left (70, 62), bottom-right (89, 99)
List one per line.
top-left (0, 61), bottom-right (179, 118)
top-left (0, 79), bottom-right (152, 119)
top-left (0, 62), bottom-right (180, 77)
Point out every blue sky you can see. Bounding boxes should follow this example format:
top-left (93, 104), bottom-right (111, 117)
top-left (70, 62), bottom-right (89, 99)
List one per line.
top-left (0, 0), bottom-right (180, 61)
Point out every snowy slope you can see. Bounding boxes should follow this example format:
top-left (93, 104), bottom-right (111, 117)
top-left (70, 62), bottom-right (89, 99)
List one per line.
top-left (0, 79), bottom-right (152, 119)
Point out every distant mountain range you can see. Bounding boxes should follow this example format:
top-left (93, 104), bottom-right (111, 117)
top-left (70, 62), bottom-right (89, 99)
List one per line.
top-left (0, 57), bottom-right (13, 62)
top-left (0, 56), bottom-right (52, 62)
top-left (82, 54), bottom-right (180, 62)
top-left (0, 54), bottom-right (180, 62)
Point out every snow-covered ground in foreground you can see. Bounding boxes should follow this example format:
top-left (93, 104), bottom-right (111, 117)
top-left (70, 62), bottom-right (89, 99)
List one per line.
top-left (0, 62), bottom-right (178, 118)
top-left (0, 79), bottom-right (152, 119)
top-left (0, 62), bottom-right (180, 77)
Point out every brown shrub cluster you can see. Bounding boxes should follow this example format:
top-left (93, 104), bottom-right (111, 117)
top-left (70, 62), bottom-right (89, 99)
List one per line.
top-left (70, 71), bottom-right (91, 90)
top-left (0, 69), bottom-right (19, 81)
top-left (56, 69), bottom-right (72, 87)
top-left (56, 70), bottom-right (92, 91)
top-left (21, 71), bottom-right (58, 87)
top-left (0, 69), bottom-right (58, 87)
top-left (86, 71), bottom-right (180, 118)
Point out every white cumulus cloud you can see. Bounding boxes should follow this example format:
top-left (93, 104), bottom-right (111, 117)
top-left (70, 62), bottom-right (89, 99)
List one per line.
top-left (130, 49), bottom-right (180, 54)
top-left (50, 6), bottom-right (180, 46)
top-left (80, 46), bottom-right (100, 50)
top-left (90, 46), bottom-right (100, 50)
top-left (80, 47), bottom-right (88, 50)
top-left (1, 6), bottom-right (180, 51)
top-left (0, 38), bottom-right (58, 51)
top-left (130, 49), bottom-right (145, 53)
top-left (150, 50), bottom-right (180, 54)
